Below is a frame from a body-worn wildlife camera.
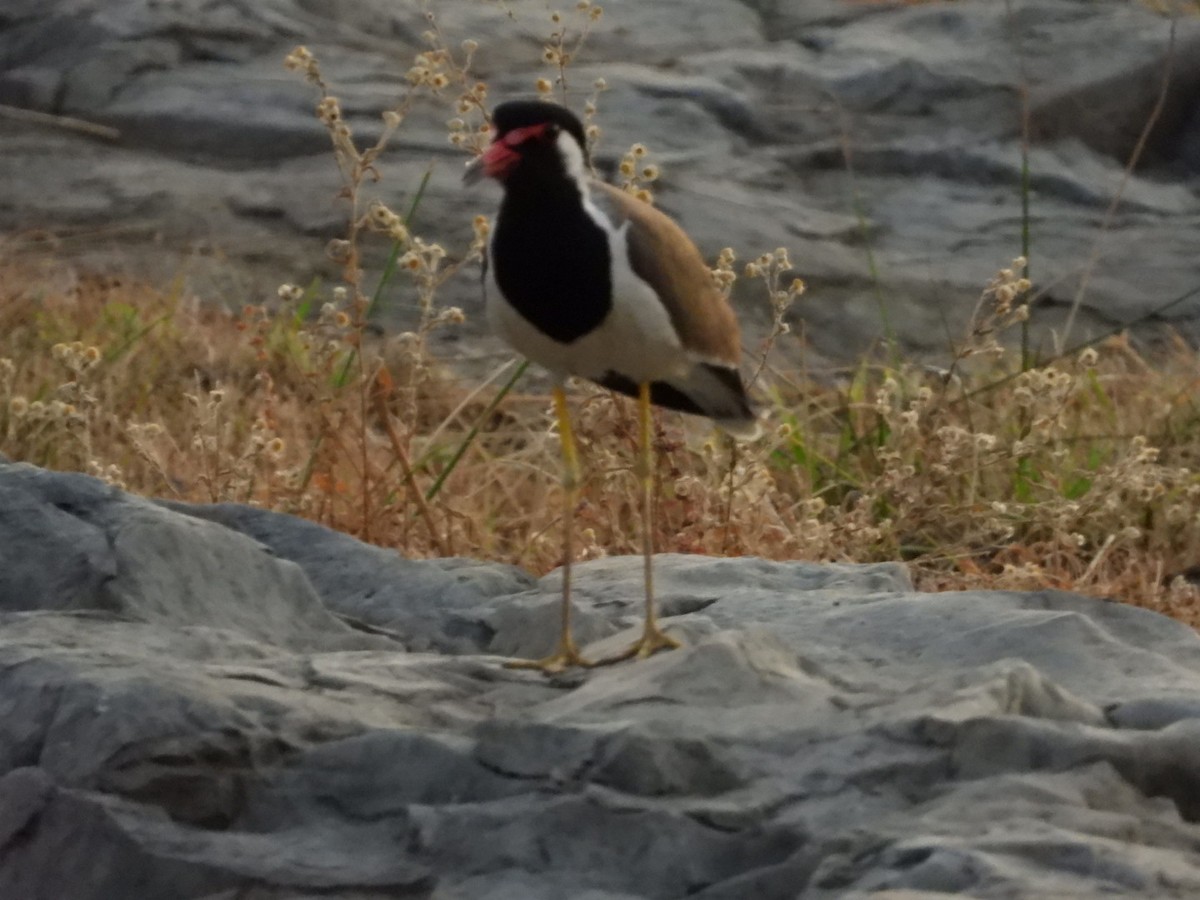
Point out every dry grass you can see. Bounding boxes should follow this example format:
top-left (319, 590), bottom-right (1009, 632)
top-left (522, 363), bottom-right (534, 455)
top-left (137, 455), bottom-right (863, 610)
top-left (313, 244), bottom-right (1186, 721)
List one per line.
top-left (2, 247), bottom-right (1199, 627)
top-left (3, 0), bottom-right (1200, 629)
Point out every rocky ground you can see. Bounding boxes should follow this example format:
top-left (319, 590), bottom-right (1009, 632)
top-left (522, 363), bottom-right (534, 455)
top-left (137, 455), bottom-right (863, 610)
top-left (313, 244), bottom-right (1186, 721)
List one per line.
top-left (2, 0), bottom-right (1200, 370)
top-left (4, 458), bottom-right (1200, 898)
top-left (6, 6), bottom-right (1200, 895)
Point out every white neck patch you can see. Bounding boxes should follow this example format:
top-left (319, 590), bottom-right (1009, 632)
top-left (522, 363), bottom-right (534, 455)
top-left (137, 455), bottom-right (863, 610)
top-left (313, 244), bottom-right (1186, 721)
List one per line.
top-left (555, 130), bottom-right (589, 187)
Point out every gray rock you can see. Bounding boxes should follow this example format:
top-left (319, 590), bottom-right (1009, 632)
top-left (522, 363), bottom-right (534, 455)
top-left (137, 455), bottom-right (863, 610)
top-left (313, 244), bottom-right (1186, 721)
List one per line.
top-left (0, 470), bottom-right (117, 612)
top-left (164, 499), bottom-right (537, 652)
top-left (1182, 102), bottom-right (1200, 174)
top-left (6, 464), bottom-right (1200, 896)
top-left (0, 767), bottom-right (54, 848)
top-left (1108, 696), bottom-right (1200, 731)
top-left (0, 64), bottom-right (63, 108)
top-left (1, 783), bottom-right (433, 899)
top-left (0, 462), bottom-right (377, 651)
top-left (4, 0), bottom-right (1200, 370)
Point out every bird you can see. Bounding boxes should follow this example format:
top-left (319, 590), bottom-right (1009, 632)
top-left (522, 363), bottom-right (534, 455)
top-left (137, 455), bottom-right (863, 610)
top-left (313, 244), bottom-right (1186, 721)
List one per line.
top-left (464, 99), bottom-right (759, 673)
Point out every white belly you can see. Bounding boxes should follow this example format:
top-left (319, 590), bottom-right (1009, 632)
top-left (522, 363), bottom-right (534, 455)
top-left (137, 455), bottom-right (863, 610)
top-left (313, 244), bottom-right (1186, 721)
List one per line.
top-left (485, 220), bottom-right (689, 385)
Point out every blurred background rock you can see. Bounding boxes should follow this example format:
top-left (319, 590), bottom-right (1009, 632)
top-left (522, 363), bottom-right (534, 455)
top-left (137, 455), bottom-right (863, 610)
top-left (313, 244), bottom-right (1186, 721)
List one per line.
top-left (2, 0), bottom-right (1199, 371)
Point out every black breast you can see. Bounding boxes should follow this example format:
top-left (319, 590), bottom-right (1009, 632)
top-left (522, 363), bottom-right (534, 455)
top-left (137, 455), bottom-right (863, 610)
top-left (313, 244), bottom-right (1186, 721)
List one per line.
top-left (492, 190), bottom-right (612, 344)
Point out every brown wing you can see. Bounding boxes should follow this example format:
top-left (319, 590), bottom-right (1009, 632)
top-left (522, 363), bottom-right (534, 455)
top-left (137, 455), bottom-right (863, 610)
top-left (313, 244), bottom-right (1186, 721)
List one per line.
top-left (591, 181), bottom-right (741, 366)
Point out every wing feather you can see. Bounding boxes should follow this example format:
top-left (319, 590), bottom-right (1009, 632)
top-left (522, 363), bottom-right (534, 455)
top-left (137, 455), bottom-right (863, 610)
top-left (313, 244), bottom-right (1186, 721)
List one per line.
top-left (591, 182), bottom-right (742, 367)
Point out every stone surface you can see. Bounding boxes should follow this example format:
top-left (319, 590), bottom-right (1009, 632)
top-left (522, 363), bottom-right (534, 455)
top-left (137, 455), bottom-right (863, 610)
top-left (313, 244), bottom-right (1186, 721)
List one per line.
top-left (3, 1), bottom-right (1200, 372)
top-left (0, 464), bottom-right (379, 650)
top-left (4, 460), bottom-right (1200, 897)
top-left (164, 500), bottom-right (538, 653)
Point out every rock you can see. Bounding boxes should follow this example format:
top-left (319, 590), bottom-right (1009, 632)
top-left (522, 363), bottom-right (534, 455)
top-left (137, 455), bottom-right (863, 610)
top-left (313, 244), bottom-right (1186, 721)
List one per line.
top-left (3, 0), bottom-right (1200, 370)
top-left (0, 462), bottom-right (377, 651)
top-left (0, 782), bottom-right (433, 899)
top-left (5, 461), bottom-right (1200, 896)
top-left (164, 499), bottom-right (537, 652)
top-left (0, 767), bottom-right (54, 848)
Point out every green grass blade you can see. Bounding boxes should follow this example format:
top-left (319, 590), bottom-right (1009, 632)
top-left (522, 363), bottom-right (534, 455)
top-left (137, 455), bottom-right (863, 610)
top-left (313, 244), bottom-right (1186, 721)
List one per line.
top-left (334, 167), bottom-right (435, 390)
top-left (367, 166), bottom-right (433, 322)
top-left (425, 358), bottom-right (529, 502)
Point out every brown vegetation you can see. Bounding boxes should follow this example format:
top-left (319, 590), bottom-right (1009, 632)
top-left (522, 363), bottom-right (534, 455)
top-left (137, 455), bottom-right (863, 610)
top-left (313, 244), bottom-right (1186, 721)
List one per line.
top-left (3, 1), bottom-right (1198, 627)
top-left (2, 243), bottom-right (1198, 626)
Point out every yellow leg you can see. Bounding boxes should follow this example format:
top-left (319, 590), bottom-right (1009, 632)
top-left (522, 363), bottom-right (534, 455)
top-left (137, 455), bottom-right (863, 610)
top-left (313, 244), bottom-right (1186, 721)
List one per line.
top-left (506, 386), bottom-right (592, 673)
top-left (596, 382), bottom-right (680, 665)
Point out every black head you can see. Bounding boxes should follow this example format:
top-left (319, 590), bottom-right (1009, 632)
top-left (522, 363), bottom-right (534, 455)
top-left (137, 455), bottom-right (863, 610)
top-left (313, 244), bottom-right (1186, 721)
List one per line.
top-left (464, 100), bottom-right (589, 186)
top-left (492, 100), bottom-right (588, 154)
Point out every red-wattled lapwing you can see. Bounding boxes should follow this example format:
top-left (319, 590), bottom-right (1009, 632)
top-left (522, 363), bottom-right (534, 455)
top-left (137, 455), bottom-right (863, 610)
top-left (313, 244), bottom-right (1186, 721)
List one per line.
top-left (464, 100), bottom-right (759, 672)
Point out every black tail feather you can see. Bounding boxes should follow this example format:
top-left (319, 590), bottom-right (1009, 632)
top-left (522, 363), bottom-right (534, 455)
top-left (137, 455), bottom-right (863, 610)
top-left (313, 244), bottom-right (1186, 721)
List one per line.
top-left (596, 362), bottom-right (757, 429)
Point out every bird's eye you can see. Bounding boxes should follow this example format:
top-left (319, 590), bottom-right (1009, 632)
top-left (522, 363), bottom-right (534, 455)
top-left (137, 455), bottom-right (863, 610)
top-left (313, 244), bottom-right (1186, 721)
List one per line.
top-left (545, 123), bottom-right (560, 138)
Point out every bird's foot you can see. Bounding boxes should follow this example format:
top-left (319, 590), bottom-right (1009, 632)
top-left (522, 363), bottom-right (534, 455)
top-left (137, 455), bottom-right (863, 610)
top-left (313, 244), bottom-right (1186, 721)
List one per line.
top-left (594, 623), bottom-right (681, 666)
top-left (504, 640), bottom-right (593, 674)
